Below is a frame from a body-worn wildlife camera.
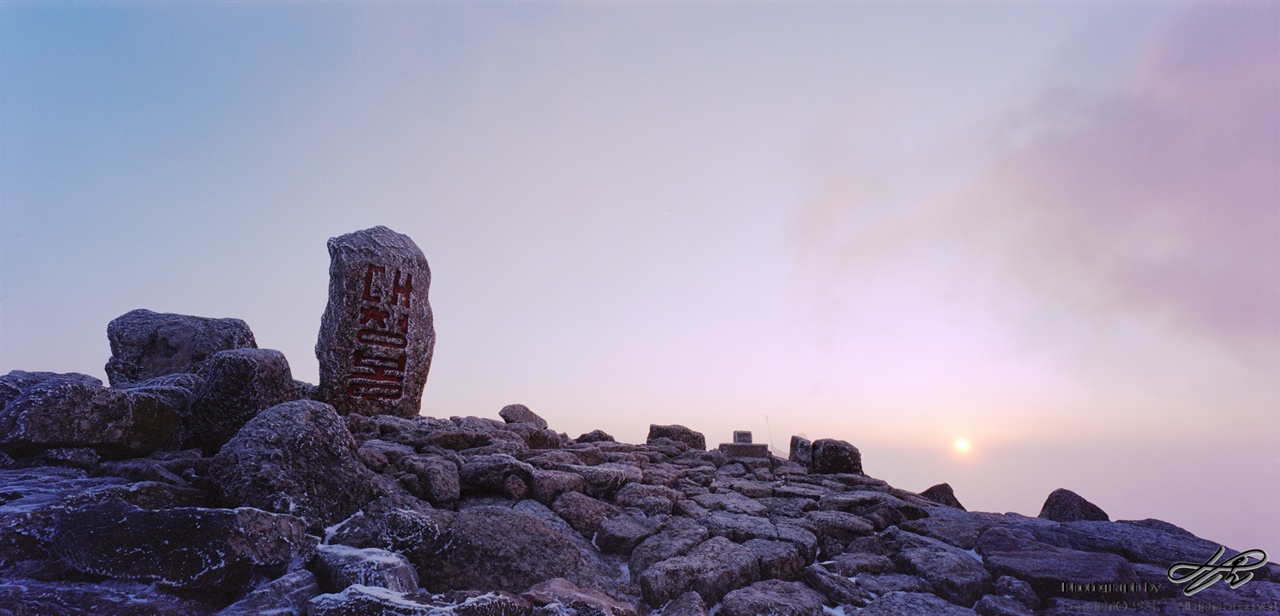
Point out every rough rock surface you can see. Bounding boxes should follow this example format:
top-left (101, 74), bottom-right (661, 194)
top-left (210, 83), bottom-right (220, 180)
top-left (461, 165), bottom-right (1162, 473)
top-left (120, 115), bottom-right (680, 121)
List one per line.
top-left (209, 400), bottom-right (380, 530)
top-left (315, 226), bottom-right (435, 418)
top-left (187, 348), bottom-right (296, 453)
top-left (0, 375), bottom-right (182, 455)
top-left (105, 309), bottom-right (257, 387)
top-left (51, 498), bottom-right (309, 591)
top-left (1038, 488), bottom-right (1109, 523)
top-left (1, 268), bottom-right (1268, 615)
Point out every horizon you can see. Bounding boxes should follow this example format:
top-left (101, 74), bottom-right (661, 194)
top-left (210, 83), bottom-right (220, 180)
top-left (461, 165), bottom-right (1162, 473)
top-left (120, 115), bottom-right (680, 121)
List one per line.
top-left (2, 1), bottom-right (1276, 557)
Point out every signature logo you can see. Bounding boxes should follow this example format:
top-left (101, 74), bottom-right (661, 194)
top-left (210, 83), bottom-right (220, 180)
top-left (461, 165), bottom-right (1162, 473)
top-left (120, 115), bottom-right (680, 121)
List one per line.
top-left (1167, 547), bottom-right (1269, 596)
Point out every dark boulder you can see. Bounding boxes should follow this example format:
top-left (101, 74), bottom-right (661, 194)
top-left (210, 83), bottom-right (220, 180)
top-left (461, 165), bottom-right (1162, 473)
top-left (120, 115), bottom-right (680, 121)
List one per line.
top-left (522, 577), bottom-right (638, 616)
top-left (577, 429), bottom-right (615, 443)
top-left (458, 454), bottom-right (534, 499)
top-left (921, 482), bottom-right (966, 510)
top-left (647, 425), bottom-right (705, 451)
top-left (51, 498), bottom-right (309, 591)
top-left (499, 403), bottom-right (548, 430)
top-left (0, 577), bottom-right (218, 615)
top-left (105, 309), bottom-right (256, 387)
top-left (597, 510), bottom-right (667, 556)
top-left (810, 438), bottom-right (862, 475)
top-left (659, 591), bottom-right (707, 616)
top-left (0, 376), bottom-right (181, 455)
top-left (859, 591), bottom-right (976, 616)
top-left (787, 435), bottom-right (812, 469)
top-left (802, 563), bottom-right (873, 606)
top-left (310, 544), bottom-right (419, 593)
top-left (187, 348), bottom-right (296, 453)
top-left (639, 536), bottom-right (760, 606)
top-left (717, 580), bottom-right (827, 616)
top-left (984, 548), bottom-right (1138, 602)
top-left (1038, 488), bottom-right (1109, 522)
top-left (217, 570), bottom-right (321, 615)
top-left (209, 400), bottom-right (381, 531)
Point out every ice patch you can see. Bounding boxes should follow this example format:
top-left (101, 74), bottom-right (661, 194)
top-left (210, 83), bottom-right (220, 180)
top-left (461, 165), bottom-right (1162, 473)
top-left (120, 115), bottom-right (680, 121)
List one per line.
top-left (618, 562), bottom-right (630, 582)
top-left (965, 548), bottom-right (984, 563)
top-left (823, 606), bottom-right (848, 616)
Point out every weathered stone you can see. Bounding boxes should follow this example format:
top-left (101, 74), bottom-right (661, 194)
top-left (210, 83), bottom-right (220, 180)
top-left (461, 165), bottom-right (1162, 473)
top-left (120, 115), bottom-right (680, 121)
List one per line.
top-left (576, 429), bottom-right (615, 443)
top-left (552, 491), bottom-right (621, 537)
top-left (315, 226), bottom-right (435, 418)
top-left (718, 580), bottom-right (828, 616)
top-left (566, 462), bottom-right (643, 500)
top-left (810, 438), bottom-right (862, 475)
top-left (921, 482), bottom-right (966, 510)
top-left (51, 498), bottom-right (309, 591)
top-left (522, 577), bottom-right (638, 616)
top-left (396, 453), bottom-right (460, 506)
top-left (659, 591), bottom-right (707, 616)
top-left (859, 591), bottom-right (975, 616)
top-left (787, 436), bottom-right (812, 469)
top-left (33, 446), bottom-right (101, 469)
top-left (307, 585), bottom-right (437, 615)
top-left (0, 377), bottom-right (181, 455)
top-left (505, 423), bottom-right (562, 450)
top-left (406, 505), bottom-right (613, 593)
top-left (647, 425), bottom-right (705, 451)
top-left (459, 454), bottom-right (534, 499)
top-left (1038, 488), bottom-right (1109, 522)
top-left (984, 548), bottom-right (1138, 602)
top-left (209, 400), bottom-right (381, 531)
top-left (691, 490), bottom-right (768, 517)
top-left (807, 509), bottom-right (875, 541)
top-left (718, 443), bottom-right (769, 458)
top-left (629, 518), bottom-right (710, 579)
top-left (829, 552), bottom-right (896, 575)
top-left (499, 404), bottom-right (548, 430)
top-left (742, 539), bottom-right (805, 581)
top-left (0, 370), bottom-right (101, 410)
top-left (0, 577), bottom-right (219, 615)
top-left (597, 510), bottom-right (666, 556)
top-left (894, 542), bottom-right (992, 607)
top-left (217, 570), bottom-right (321, 615)
top-left (311, 544), bottom-right (419, 593)
top-left (639, 536), bottom-right (760, 606)
top-left (187, 348), bottom-right (296, 453)
top-left (105, 309), bottom-right (257, 387)
top-left (899, 508), bottom-right (990, 550)
top-left (974, 594), bottom-right (1035, 616)
top-left (993, 575), bottom-right (1040, 609)
top-left (802, 563), bottom-right (873, 606)
top-left (857, 573), bottom-right (936, 595)
top-left (531, 469), bottom-right (584, 506)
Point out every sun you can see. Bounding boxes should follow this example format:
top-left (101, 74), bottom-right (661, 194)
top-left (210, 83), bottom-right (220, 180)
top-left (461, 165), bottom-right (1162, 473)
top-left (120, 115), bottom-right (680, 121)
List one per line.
top-left (953, 437), bottom-right (972, 454)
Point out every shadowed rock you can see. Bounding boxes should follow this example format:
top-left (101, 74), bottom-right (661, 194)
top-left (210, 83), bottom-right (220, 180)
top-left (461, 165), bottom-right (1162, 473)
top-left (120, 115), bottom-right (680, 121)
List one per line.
top-left (810, 438), bottom-right (862, 475)
top-left (316, 226), bottom-right (435, 419)
top-left (1039, 488), bottom-right (1109, 522)
top-left (498, 403), bottom-right (548, 430)
top-left (187, 348), bottom-right (296, 453)
top-left (921, 482), bottom-right (966, 510)
top-left (0, 377), bottom-right (181, 455)
top-left (216, 570), bottom-right (321, 615)
top-left (648, 425), bottom-right (705, 451)
top-left (51, 498), bottom-right (309, 591)
top-left (105, 309), bottom-right (256, 387)
top-left (210, 400), bottom-right (381, 531)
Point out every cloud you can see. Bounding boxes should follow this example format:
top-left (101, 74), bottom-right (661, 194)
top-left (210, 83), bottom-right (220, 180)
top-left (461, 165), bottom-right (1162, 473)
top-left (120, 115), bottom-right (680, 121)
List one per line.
top-left (789, 3), bottom-right (1279, 365)
top-left (967, 2), bottom-right (1279, 360)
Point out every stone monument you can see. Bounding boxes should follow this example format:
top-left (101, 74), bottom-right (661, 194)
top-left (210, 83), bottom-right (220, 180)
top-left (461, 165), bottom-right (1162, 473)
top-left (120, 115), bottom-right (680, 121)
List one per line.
top-left (315, 226), bottom-right (435, 418)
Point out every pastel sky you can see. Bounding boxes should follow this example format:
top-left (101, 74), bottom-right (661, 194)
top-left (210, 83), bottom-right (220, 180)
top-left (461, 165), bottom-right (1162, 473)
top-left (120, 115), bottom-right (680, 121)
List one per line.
top-left (2, 2), bottom-right (1276, 556)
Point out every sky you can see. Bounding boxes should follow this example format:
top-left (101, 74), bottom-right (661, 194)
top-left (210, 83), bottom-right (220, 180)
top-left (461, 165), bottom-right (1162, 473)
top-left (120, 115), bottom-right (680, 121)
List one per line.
top-left (2, 2), bottom-right (1276, 557)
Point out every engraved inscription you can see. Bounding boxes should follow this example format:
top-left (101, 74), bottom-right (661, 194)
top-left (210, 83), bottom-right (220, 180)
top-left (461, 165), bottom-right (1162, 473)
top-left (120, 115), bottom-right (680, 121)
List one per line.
top-left (346, 264), bottom-right (411, 401)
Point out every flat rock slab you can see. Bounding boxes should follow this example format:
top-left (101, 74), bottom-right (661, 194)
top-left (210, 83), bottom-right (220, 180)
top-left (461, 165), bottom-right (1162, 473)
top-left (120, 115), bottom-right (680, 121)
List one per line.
top-left (50, 498), bottom-right (309, 591)
top-left (316, 226), bottom-right (435, 418)
top-left (0, 377), bottom-right (181, 455)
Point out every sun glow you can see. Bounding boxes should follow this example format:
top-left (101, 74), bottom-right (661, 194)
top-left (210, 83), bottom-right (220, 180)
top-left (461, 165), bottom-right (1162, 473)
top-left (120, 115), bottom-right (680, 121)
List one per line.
top-left (953, 437), bottom-right (972, 454)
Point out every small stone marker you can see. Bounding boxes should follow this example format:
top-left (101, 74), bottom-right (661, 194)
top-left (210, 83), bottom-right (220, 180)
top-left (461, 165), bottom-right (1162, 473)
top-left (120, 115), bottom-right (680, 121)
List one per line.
top-left (719, 430), bottom-right (768, 458)
top-left (316, 226), bottom-right (435, 418)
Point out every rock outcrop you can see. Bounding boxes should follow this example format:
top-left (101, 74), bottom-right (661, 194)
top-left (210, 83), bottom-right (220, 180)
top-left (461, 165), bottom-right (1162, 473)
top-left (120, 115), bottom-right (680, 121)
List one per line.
top-left (1, 232), bottom-right (1273, 614)
top-left (315, 226), bottom-right (435, 418)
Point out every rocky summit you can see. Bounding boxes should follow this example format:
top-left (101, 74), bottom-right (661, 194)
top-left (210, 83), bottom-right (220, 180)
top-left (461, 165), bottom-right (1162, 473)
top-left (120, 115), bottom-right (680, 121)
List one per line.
top-left (1, 228), bottom-right (1276, 615)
